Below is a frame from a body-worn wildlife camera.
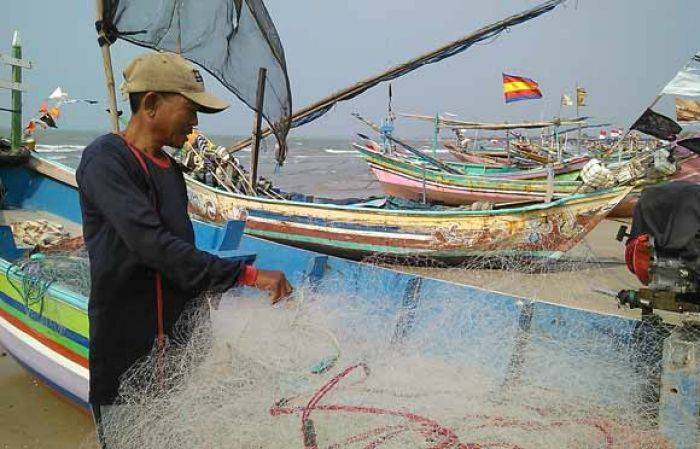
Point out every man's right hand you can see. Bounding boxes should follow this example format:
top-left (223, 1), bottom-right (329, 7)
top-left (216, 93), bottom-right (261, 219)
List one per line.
top-left (254, 269), bottom-right (293, 304)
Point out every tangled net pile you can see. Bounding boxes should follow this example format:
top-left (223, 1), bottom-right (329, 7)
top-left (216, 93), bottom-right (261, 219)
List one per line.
top-left (92, 266), bottom-right (676, 449)
top-left (6, 243), bottom-right (90, 312)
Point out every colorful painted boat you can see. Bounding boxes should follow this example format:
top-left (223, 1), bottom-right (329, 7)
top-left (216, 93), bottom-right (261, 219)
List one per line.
top-left (387, 145), bottom-right (588, 181)
top-left (23, 155), bottom-right (627, 264)
top-left (186, 178), bottom-right (627, 261)
top-left (607, 146), bottom-right (700, 219)
top-left (355, 143), bottom-right (585, 206)
top-left (445, 143), bottom-right (512, 166)
top-left (0, 158), bottom-right (697, 449)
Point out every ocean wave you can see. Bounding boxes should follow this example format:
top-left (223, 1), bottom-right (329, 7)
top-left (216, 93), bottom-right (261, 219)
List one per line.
top-left (324, 148), bottom-right (358, 154)
top-left (35, 144), bottom-right (85, 152)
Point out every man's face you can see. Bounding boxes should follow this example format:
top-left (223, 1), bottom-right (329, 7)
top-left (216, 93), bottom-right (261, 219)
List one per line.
top-left (151, 94), bottom-right (199, 148)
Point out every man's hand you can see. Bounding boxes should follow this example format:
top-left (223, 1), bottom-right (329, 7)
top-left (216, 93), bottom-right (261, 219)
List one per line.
top-left (254, 269), bottom-right (293, 304)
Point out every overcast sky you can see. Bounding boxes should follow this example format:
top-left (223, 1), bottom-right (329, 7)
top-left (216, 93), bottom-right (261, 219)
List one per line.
top-left (2, 0), bottom-right (699, 138)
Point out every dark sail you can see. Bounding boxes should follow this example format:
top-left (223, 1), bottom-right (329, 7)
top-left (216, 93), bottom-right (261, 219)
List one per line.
top-left (631, 108), bottom-right (682, 141)
top-left (100, 0), bottom-right (292, 163)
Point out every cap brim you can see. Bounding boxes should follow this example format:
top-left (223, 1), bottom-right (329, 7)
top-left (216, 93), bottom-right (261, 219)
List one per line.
top-left (181, 91), bottom-right (229, 114)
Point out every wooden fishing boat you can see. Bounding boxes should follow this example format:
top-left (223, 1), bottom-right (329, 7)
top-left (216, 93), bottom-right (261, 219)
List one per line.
top-left (355, 143), bottom-right (585, 206)
top-left (445, 143), bottom-right (512, 166)
top-left (0, 158), bottom-right (696, 449)
top-left (607, 145), bottom-right (700, 219)
top-left (22, 155), bottom-right (627, 263)
top-left (381, 145), bottom-right (588, 181)
top-left (186, 175), bottom-right (627, 261)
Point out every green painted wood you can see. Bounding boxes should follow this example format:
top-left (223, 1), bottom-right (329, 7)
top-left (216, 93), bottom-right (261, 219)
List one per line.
top-left (10, 32), bottom-right (22, 149)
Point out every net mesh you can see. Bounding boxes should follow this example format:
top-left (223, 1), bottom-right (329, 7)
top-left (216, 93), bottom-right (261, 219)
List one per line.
top-left (87, 253), bottom-right (687, 449)
top-left (6, 247), bottom-right (91, 311)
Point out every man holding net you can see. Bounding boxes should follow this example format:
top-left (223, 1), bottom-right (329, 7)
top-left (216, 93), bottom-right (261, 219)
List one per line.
top-left (76, 52), bottom-right (292, 447)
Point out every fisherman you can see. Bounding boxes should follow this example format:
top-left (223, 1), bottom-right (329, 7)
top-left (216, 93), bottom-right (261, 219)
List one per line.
top-left (76, 52), bottom-right (292, 447)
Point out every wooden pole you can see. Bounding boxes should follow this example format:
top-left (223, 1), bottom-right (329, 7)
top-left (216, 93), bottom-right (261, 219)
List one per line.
top-left (250, 67), bottom-right (267, 194)
top-left (576, 83), bottom-right (581, 155)
top-left (10, 31), bottom-right (22, 149)
top-left (95, 0), bottom-right (120, 133)
top-left (506, 130), bottom-right (510, 164)
top-left (432, 113), bottom-right (439, 157)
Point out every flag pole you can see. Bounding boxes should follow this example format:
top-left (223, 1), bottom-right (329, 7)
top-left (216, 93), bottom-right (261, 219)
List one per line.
top-left (576, 83), bottom-right (581, 155)
top-left (95, 0), bottom-right (120, 133)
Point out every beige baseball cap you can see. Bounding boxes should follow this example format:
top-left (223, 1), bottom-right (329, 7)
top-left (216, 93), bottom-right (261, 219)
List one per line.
top-left (121, 52), bottom-right (229, 113)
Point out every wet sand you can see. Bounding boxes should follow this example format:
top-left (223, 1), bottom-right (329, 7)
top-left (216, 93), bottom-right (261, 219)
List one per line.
top-left (0, 218), bottom-right (654, 447)
top-left (0, 347), bottom-right (96, 449)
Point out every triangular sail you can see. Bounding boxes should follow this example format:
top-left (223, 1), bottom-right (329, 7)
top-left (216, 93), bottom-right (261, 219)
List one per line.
top-left (100, 0), bottom-right (292, 163)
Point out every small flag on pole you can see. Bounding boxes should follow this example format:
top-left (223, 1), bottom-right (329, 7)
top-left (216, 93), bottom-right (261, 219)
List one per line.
top-left (599, 130), bottom-right (607, 140)
top-left (576, 87), bottom-right (587, 106)
top-left (609, 128), bottom-right (621, 139)
top-left (502, 74), bottom-right (542, 103)
top-left (561, 94), bottom-right (573, 106)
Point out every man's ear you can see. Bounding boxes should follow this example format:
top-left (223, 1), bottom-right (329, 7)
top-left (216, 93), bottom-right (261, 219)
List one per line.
top-left (141, 92), bottom-right (162, 118)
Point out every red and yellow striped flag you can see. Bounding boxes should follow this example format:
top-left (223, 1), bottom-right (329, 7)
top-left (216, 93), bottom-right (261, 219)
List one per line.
top-left (502, 74), bottom-right (542, 103)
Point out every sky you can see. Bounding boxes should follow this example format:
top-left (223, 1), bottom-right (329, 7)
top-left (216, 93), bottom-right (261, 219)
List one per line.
top-left (1, 0), bottom-right (699, 139)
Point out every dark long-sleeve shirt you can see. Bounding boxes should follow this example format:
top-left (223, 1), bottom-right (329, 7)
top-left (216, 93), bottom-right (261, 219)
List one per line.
top-left (76, 133), bottom-right (243, 404)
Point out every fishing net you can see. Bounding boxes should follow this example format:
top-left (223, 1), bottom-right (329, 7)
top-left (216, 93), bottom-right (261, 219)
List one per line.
top-left (6, 246), bottom-right (90, 313)
top-left (90, 259), bottom-right (685, 449)
top-left (361, 230), bottom-right (638, 313)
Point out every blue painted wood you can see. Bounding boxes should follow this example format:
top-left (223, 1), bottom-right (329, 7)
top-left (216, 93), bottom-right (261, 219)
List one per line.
top-left (502, 300), bottom-right (535, 387)
top-left (659, 330), bottom-right (700, 449)
top-left (391, 277), bottom-right (421, 344)
top-left (204, 249), bottom-right (256, 265)
top-left (0, 225), bottom-right (24, 261)
top-left (213, 220), bottom-right (246, 250)
top-left (193, 219), bottom-right (246, 252)
top-left (0, 166), bottom-right (82, 223)
top-left (239, 235), bottom-right (321, 285)
top-left (411, 278), bottom-right (523, 378)
top-left (305, 255), bottom-right (328, 288)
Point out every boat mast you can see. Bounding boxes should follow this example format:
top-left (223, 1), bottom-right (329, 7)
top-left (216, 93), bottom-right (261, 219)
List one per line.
top-left (249, 68), bottom-right (267, 194)
top-left (95, 0), bottom-right (120, 132)
top-left (576, 82), bottom-right (581, 154)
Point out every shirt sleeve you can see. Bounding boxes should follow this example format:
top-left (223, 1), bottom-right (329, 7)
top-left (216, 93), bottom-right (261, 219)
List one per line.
top-left (77, 148), bottom-right (243, 295)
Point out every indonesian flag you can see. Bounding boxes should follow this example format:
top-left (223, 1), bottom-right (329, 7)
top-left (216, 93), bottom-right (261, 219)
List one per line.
top-left (599, 130), bottom-right (607, 140)
top-left (610, 128), bottom-right (621, 138)
top-left (502, 74), bottom-right (543, 103)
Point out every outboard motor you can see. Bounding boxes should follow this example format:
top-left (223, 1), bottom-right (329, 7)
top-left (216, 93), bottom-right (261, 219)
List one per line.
top-left (617, 181), bottom-right (700, 314)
